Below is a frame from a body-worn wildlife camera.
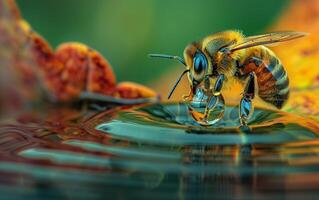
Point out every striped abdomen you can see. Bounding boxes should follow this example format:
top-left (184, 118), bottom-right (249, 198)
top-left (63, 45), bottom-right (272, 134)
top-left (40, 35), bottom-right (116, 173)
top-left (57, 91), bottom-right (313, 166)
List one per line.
top-left (239, 47), bottom-right (289, 109)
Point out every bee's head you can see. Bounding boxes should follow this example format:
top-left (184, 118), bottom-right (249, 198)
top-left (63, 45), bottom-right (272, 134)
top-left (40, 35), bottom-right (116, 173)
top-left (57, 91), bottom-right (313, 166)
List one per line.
top-left (148, 42), bottom-right (209, 99)
top-left (183, 42), bottom-right (210, 91)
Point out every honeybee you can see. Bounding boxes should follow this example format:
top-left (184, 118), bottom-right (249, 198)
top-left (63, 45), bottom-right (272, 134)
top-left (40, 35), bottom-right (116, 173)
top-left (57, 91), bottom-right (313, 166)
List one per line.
top-left (150, 30), bottom-right (306, 126)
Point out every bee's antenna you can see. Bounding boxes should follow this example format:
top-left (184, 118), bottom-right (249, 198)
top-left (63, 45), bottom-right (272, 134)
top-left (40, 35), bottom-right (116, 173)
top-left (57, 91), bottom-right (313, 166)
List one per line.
top-left (149, 54), bottom-right (186, 66)
top-left (167, 69), bottom-right (190, 99)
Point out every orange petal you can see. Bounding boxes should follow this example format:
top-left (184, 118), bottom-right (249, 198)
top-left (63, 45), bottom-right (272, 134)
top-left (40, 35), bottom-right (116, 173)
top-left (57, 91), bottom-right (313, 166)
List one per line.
top-left (115, 82), bottom-right (159, 99)
top-left (86, 49), bottom-right (116, 96)
top-left (42, 43), bottom-right (89, 101)
top-left (43, 43), bottom-right (117, 101)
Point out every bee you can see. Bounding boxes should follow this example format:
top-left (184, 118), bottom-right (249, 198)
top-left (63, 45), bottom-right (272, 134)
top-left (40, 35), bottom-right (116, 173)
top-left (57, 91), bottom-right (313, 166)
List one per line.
top-left (150, 30), bottom-right (306, 126)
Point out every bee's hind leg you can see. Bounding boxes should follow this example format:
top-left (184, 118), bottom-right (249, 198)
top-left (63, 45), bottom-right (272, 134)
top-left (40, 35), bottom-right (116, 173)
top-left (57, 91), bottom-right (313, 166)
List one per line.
top-left (239, 72), bottom-right (256, 129)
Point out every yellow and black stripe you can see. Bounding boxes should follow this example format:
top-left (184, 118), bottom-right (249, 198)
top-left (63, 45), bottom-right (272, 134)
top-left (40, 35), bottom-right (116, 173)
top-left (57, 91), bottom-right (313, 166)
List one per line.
top-left (254, 49), bottom-right (289, 109)
top-left (239, 47), bottom-right (289, 109)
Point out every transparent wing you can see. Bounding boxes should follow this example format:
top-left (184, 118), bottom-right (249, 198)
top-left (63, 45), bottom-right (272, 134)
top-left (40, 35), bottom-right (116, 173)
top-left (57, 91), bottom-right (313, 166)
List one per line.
top-left (229, 31), bottom-right (307, 52)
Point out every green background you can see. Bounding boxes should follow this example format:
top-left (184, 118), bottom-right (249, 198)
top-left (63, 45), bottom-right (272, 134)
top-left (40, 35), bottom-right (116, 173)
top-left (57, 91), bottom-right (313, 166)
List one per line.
top-left (17, 0), bottom-right (289, 85)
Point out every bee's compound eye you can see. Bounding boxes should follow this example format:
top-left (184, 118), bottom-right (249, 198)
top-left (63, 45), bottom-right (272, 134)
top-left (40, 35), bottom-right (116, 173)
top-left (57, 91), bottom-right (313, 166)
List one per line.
top-left (193, 52), bottom-right (208, 75)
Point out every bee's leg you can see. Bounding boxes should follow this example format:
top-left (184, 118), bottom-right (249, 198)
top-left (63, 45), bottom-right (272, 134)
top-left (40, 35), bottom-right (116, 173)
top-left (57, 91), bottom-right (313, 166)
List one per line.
top-left (189, 74), bottom-right (225, 125)
top-left (204, 75), bottom-right (211, 92)
top-left (182, 91), bottom-right (193, 101)
top-left (239, 72), bottom-right (256, 127)
top-left (203, 74), bottom-right (225, 124)
top-left (213, 74), bottom-right (225, 96)
top-left (183, 81), bottom-right (198, 101)
top-left (206, 74), bottom-right (225, 111)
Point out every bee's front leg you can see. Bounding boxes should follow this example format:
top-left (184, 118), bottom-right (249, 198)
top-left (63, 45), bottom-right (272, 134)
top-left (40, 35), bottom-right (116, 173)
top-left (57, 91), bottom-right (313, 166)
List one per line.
top-left (206, 74), bottom-right (225, 111)
top-left (189, 74), bottom-right (225, 125)
top-left (212, 74), bottom-right (225, 96)
top-left (182, 86), bottom-right (193, 101)
top-left (239, 72), bottom-right (256, 127)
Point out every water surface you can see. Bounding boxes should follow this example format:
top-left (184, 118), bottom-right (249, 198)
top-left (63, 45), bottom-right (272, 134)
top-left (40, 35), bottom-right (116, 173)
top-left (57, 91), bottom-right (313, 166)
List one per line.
top-left (1, 102), bottom-right (319, 199)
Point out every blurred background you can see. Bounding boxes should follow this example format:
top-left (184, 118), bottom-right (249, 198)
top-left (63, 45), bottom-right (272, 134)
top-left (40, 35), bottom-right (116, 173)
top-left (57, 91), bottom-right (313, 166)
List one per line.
top-left (17, 0), bottom-right (289, 86)
top-left (8, 0), bottom-right (319, 114)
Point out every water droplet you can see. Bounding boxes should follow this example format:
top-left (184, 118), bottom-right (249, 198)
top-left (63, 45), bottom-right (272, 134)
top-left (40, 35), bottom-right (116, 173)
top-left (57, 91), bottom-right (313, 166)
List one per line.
top-left (187, 88), bottom-right (225, 126)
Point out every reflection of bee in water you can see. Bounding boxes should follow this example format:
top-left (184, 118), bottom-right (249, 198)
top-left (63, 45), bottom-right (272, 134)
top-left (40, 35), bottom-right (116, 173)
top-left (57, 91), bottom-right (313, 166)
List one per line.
top-left (150, 30), bottom-right (306, 126)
